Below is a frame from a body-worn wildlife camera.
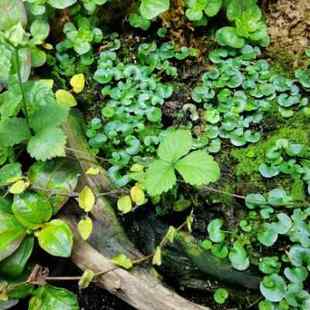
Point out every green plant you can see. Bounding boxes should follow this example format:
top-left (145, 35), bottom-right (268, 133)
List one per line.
top-left (144, 129), bottom-right (220, 196)
top-left (213, 288), bottom-right (229, 304)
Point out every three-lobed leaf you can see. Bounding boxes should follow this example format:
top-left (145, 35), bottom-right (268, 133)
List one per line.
top-left (175, 150), bottom-right (220, 186)
top-left (144, 159), bottom-right (176, 196)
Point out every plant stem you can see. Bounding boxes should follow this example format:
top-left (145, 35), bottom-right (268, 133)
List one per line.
top-left (14, 48), bottom-right (30, 127)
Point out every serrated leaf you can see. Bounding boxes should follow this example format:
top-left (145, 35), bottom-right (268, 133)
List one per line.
top-left (29, 103), bottom-right (69, 132)
top-left (78, 217), bottom-right (93, 240)
top-left (78, 186), bottom-right (95, 212)
top-left (12, 192), bottom-right (53, 229)
top-left (144, 159), bottom-right (176, 196)
top-left (130, 185), bottom-right (145, 205)
top-left (27, 127), bottom-right (66, 161)
top-left (117, 195), bottom-right (132, 214)
top-left (0, 118), bottom-right (31, 147)
top-left (158, 129), bottom-right (192, 162)
top-left (36, 219), bottom-right (73, 257)
top-left (9, 179), bottom-right (30, 194)
top-left (140, 0), bottom-right (169, 20)
top-left (112, 254), bottom-right (133, 270)
top-left (78, 269), bottom-right (95, 290)
top-left (55, 90), bottom-right (77, 108)
top-left (70, 74), bottom-right (85, 94)
top-left (0, 210), bottom-right (26, 262)
top-left (175, 150), bottom-right (220, 186)
top-left (152, 246), bottom-right (162, 266)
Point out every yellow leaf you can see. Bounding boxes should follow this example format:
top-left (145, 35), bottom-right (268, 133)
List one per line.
top-left (9, 179), bottom-right (30, 194)
top-left (78, 217), bottom-right (93, 240)
top-left (130, 164), bottom-right (144, 172)
top-left (130, 185), bottom-right (145, 206)
top-left (112, 254), bottom-right (133, 270)
top-left (165, 226), bottom-right (176, 243)
top-left (186, 212), bottom-right (194, 233)
top-left (78, 269), bottom-right (95, 289)
top-left (86, 166), bottom-right (100, 176)
top-left (42, 43), bottom-right (53, 50)
top-left (55, 89), bottom-right (77, 107)
top-left (117, 195), bottom-right (132, 214)
top-left (78, 186), bottom-right (95, 212)
top-left (70, 74), bottom-right (85, 94)
top-left (152, 246), bottom-right (162, 266)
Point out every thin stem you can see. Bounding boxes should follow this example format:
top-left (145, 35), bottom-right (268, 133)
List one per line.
top-left (14, 48), bottom-right (30, 127)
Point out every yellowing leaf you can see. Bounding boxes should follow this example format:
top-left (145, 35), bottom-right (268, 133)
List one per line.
top-left (9, 179), bottom-right (30, 194)
top-left (186, 212), bottom-right (194, 233)
top-left (40, 79), bottom-right (54, 89)
top-left (112, 254), bottom-right (133, 270)
top-left (86, 166), bottom-right (100, 176)
top-left (152, 246), bottom-right (162, 266)
top-left (70, 74), bottom-right (85, 94)
top-left (130, 164), bottom-right (144, 172)
top-left (78, 269), bottom-right (95, 289)
top-left (78, 186), bottom-right (95, 212)
top-left (117, 195), bottom-right (132, 214)
top-left (42, 43), bottom-right (53, 50)
top-left (130, 185), bottom-right (145, 205)
top-left (78, 217), bottom-right (93, 240)
top-left (55, 89), bottom-right (77, 107)
top-left (165, 226), bottom-right (176, 243)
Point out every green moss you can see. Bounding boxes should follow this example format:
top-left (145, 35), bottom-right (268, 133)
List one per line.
top-left (230, 111), bottom-right (310, 194)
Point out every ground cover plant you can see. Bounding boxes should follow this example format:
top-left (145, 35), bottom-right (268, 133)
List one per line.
top-left (0, 0), bottom-right (309, 309)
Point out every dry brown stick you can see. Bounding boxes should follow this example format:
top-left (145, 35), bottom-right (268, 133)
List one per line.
top-left (64, 215), bottom-right (208, 310)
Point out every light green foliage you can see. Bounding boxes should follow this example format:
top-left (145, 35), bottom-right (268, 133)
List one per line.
top-left (140, 0), bottom-right (170, 20)
top-left (87, 40), bottom-right (197, 187)
top-left (213, 288), bottom-right (229, 304)
top-left (144, 130), bottom-right (220, 196)
top-left (194, 46), bottom-right (309, 153)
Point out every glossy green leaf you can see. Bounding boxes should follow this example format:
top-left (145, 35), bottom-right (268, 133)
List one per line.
top-left (0, 163), bottom-right (22, 186)
top-left (36, 220), bottom-right (73, 258)
top-left (29, 285), bottom-right (79, 310)
top-left (0, 236), bottom-right (34, 278)
top-left (12, 192), bottom-right (52, 229)
top-left (28, 159), bottom-right (80, 214)
top-left (0, 210), bottom-right (26, 262)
